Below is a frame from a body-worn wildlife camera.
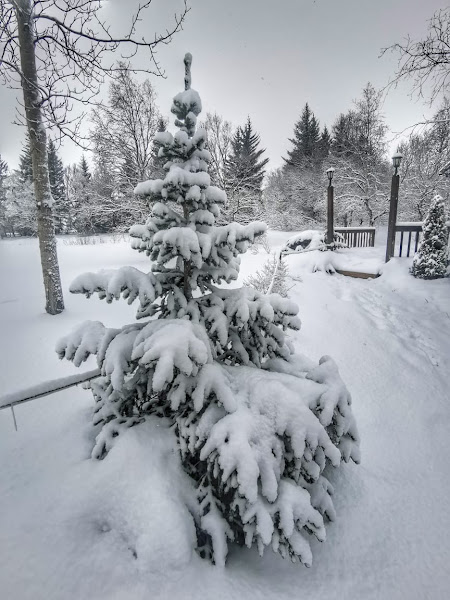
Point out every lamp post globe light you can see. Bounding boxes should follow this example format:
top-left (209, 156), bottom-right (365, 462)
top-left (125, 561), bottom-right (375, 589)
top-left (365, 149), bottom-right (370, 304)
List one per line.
top-left (392, 152), bottom-right (403, 174)
top-left (385, 152), bottom-right (403, 262)
top-left (326, 167), bottom-right (335, 184)
top-left (326, 167), bottom-right (335, 246)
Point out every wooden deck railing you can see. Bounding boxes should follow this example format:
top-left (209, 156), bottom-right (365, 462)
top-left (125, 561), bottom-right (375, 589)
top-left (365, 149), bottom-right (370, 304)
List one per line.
top-left (335, 227), bottom-right (375, 248)
top-left (395, 222), bottom-right (450, 257)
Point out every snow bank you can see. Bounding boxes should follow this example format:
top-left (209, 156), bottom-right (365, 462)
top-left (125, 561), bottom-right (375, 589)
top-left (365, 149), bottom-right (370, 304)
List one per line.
top-left (2, 234), bottom-right (450, 597)
top-left (0, 404), bottom-right (196, 599)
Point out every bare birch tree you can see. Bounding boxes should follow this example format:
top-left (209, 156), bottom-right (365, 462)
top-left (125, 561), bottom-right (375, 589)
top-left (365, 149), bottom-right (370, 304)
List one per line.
top-left (200, 112), bottom-right (233, 189)
top-left (0, 0), bottom-right (188, 314)
top-left (382, 7), bottom-right (450, 106)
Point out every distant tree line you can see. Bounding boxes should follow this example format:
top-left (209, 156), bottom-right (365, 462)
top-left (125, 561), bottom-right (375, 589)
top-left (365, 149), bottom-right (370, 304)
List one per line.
top-left (0, 68), bottom-right (270, 237)
top-left (2, 76), bottom-right (449, 239)
top-left (264, 83), bottom-right (449, 230)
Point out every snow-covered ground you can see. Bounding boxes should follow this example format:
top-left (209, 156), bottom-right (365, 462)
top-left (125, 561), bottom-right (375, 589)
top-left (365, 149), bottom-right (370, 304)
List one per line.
top-left (1, 231), bottom-right (449, 599)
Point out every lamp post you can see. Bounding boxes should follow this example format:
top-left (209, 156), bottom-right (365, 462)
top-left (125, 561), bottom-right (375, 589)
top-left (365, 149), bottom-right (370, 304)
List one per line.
top-left (326, 167), bottom-right (335, 246)
top-left (385, 152), bottom-right (403, 263)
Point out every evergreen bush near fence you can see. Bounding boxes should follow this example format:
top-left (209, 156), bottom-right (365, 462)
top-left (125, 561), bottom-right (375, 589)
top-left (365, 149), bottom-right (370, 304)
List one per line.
top-left (411, 195), bottom-right (449, 279)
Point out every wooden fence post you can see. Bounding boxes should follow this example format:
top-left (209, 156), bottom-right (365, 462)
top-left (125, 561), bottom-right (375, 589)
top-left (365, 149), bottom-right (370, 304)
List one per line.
top-left (327, 183), bottom-right (334, 245)
top-left (385, 173), bottom-right (400, 262)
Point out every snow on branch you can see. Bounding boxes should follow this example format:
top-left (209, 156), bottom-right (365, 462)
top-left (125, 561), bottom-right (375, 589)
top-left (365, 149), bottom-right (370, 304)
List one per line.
top-left (213, 221), bottom-right (267, 249)
top-left (69, 266), bottom-right (161, 316)
top-left (56, 320), bottom-right (109, 367)
top-left (177, 359), bottom-right (359, 565)
top-left (132, 320), bottom-right (212, 391)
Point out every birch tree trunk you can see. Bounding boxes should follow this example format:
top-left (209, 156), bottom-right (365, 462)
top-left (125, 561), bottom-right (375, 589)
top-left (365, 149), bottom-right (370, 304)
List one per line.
top-left (15, 0), bottom-right (64, 314)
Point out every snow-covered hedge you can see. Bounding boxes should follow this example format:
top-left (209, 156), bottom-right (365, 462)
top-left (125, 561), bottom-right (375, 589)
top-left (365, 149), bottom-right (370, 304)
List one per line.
top-left (57, 54), bottom-right (359, 567)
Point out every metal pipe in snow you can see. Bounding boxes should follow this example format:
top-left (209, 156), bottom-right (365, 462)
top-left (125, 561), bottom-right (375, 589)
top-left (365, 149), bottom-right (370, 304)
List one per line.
top-left (0, 369), bottom-right (101, 412)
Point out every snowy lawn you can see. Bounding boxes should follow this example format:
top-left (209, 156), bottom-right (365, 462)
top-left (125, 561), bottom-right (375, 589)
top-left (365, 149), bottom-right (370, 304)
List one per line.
top-left (1, 231), bottom-right (450, 599)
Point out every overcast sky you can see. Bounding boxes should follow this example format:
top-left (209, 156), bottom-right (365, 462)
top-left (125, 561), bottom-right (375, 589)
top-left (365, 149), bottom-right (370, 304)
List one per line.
top-left (0, 0), bottom-right (446, 172)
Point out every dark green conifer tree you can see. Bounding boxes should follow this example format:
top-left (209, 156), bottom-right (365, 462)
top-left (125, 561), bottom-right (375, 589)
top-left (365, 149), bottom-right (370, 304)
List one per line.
top-left (79, 154), bottom-right (91, 180)
top-left (309, 114), bottom-right (321, 155)
top-left (71, 155), bottom-right (94, 233)
top-left (47, 139), bottom-right (66, 232)
top-left (331, 113), bottom-right (356, 157)
top-left (224, 116), bottom-right (269, 221)
top-left (284, 103), bottom-right (322, 167)
top-left (318, 125), bottom-right (332, 159)
top-left (226, 117), bottom-right (268, 193)
top-left (18, 138), bottom-right (33, 183)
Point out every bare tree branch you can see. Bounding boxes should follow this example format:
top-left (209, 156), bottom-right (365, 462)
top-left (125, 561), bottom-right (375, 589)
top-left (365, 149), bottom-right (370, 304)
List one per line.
top-left (0, 0), bottom-right (189, 314)
top-left (1, 0), bottom-right (189, 144)
top-left (382, 8), bottom-right (450, 105)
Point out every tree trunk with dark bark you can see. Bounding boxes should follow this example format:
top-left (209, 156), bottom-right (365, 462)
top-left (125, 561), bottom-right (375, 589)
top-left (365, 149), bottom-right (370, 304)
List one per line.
top-left (15, 0), bottom-right (64, 314)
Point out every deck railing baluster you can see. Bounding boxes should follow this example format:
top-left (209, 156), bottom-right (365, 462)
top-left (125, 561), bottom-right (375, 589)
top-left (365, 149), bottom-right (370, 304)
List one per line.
top-left (335, 227), bottom-right (376, 248)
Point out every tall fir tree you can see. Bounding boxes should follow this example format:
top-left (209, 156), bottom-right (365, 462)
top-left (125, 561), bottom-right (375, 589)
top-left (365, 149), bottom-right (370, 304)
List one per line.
top-left (411, 195), bottom-right (449, 279)
top-left (224, 116), bottom-right (269, 221)
top-left (13, 138), bottom-right (37, 235)
top-left (270, 105), bottom-right (327, 229)
top-left (284, 103), bottom-right (321, 167)
top-left (310, 114), bottom-right (321, 155)
top-left (64, 157), bottom-right (94, 234)
top-left (18, 138), bottom-right (34, 183)
top-left (47, 139), bottom-right (66, 232)
top-left (79, 154), bottom-right (91, 180)
top-left (58, 53), bottom-right (359, 568)
top-left (318, 125), bottom-right (332, 160)
top-left (74, 156), bottom-right (95, 232)
top-left (16, 137), bottom-right (70, 233)
top-left (331, 112), bottom-right (358, 157)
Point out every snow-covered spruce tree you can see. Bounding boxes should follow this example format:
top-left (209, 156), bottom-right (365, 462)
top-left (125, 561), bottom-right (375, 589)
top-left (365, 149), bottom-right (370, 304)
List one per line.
top-left (56, 54), bottom-right (360, 568)
top-left (411, 195), bottom-right (449, 279)
top-left (224, 117), bottom-right (269, 223)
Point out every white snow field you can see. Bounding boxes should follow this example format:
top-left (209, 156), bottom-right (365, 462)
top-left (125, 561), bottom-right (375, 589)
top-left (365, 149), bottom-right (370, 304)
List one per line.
top-left (1, 231), bottom-right (449, 600)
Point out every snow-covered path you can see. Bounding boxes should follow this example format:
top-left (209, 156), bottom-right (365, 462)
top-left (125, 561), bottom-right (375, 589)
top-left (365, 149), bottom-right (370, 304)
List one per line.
top-left (283, 258), bottom-right (450, 600)
top-left (1, 233), bottom-right (449, 599)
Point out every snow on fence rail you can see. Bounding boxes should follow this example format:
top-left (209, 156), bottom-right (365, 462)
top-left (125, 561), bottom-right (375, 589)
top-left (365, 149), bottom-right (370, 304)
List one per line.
top-left (395, 222), bottom-right (450, 258)
top-left (335, 227), bottom-right (375, 248)
top-left (0, 369), bottom-right (101, 413)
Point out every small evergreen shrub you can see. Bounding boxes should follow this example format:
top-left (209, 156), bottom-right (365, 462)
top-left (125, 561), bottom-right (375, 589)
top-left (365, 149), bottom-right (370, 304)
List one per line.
top-left (245, 252), bottom-right (291, 297)
top-left (411, 195), bottom-right (449, 279)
